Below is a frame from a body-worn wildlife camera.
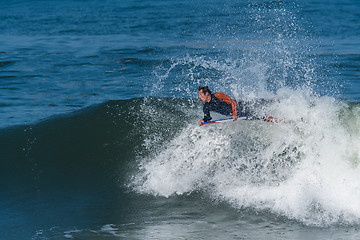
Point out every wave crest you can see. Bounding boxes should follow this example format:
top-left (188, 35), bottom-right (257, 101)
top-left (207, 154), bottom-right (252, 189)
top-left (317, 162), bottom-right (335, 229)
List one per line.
top-left (132, 89), bottom-right (360, 226)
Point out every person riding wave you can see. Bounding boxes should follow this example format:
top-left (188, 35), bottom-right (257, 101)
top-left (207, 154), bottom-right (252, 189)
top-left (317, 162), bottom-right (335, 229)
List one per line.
top-left (198, 86), bottom-right (276, 125)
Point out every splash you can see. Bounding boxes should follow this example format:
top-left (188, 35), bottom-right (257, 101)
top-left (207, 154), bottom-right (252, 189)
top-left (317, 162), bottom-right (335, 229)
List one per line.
top-left (131, 89), bottom-right (360, 226)
top-left (130, 0), bottom-right (358, 226)
top-left (146, 0), bottom-right (326, 101)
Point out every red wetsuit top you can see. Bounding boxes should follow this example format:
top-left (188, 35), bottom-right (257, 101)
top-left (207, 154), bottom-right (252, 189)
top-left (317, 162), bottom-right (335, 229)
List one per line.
top-left (202, 93), bottom-right (237, 122)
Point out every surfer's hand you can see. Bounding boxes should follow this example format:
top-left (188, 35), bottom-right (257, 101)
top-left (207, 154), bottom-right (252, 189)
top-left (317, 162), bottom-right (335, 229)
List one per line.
top-left (198, 119), bottom-right (204, 126)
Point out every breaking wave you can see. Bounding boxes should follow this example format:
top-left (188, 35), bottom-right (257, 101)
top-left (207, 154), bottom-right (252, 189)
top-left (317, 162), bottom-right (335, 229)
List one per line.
top-left (131, 89), bottom-right (360, 226)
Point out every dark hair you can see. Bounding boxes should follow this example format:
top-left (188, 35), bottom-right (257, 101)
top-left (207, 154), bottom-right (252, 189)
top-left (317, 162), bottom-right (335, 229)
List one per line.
top-left (198, 86), bottom-right (211, 94)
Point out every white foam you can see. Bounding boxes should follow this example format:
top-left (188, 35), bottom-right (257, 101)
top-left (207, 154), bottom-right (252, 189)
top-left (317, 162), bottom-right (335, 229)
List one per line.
top-left (132, 88), bottom-right (360, 226)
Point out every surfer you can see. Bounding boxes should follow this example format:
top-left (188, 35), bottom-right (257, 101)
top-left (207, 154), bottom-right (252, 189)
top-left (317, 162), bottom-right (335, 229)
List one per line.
top-left (198, 86), bottom-right (271, 126)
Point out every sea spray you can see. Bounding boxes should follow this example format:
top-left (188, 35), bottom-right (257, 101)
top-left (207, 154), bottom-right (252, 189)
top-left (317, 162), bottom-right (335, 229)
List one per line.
top-left (129, 0), bottom-right (358, 227)
top-left (132, 89), bottom-right (360, 226)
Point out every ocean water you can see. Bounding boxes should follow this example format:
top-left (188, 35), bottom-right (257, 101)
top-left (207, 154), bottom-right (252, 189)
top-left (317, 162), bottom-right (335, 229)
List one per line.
top-left (1, 0), bottom-right (360, 239)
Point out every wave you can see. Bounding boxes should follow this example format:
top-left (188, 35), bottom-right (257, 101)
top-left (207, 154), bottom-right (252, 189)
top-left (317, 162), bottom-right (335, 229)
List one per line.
top-left (0, 97), bottom-right (195, 189)
top-left (2, 92), bottom-right (360, 226)
top-left (0, 99), bottom-right (141, 190)
top-left (130, 89), bottom-right (360, 227)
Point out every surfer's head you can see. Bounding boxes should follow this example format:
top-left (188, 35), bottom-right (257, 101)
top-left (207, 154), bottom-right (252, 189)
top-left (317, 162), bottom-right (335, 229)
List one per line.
top-left (198, 86), bottom-right (212, 103)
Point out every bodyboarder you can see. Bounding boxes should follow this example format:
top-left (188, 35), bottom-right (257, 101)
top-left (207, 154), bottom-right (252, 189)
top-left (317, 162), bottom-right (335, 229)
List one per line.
top-left (198, 86), bottom-right (275, 126)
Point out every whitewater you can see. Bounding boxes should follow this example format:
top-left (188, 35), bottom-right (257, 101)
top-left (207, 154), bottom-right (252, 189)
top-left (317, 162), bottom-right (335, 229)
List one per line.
top-left (132, 85), bottom-right (360, 226)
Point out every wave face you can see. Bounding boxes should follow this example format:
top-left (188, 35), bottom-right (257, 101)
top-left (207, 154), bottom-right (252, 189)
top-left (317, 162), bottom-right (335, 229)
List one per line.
top-left (131, 90), bottom-right (360, 226)
top-left (0, 98), bottom-right (194, 189)
top-left (0, 99), bottom-right (143, 190)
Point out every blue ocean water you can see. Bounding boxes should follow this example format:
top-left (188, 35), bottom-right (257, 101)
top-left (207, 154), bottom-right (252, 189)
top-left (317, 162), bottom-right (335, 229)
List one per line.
top-left (0, 0), bottom-right (359, 128)
top-left (1, 0), bottom-right (360, 239)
